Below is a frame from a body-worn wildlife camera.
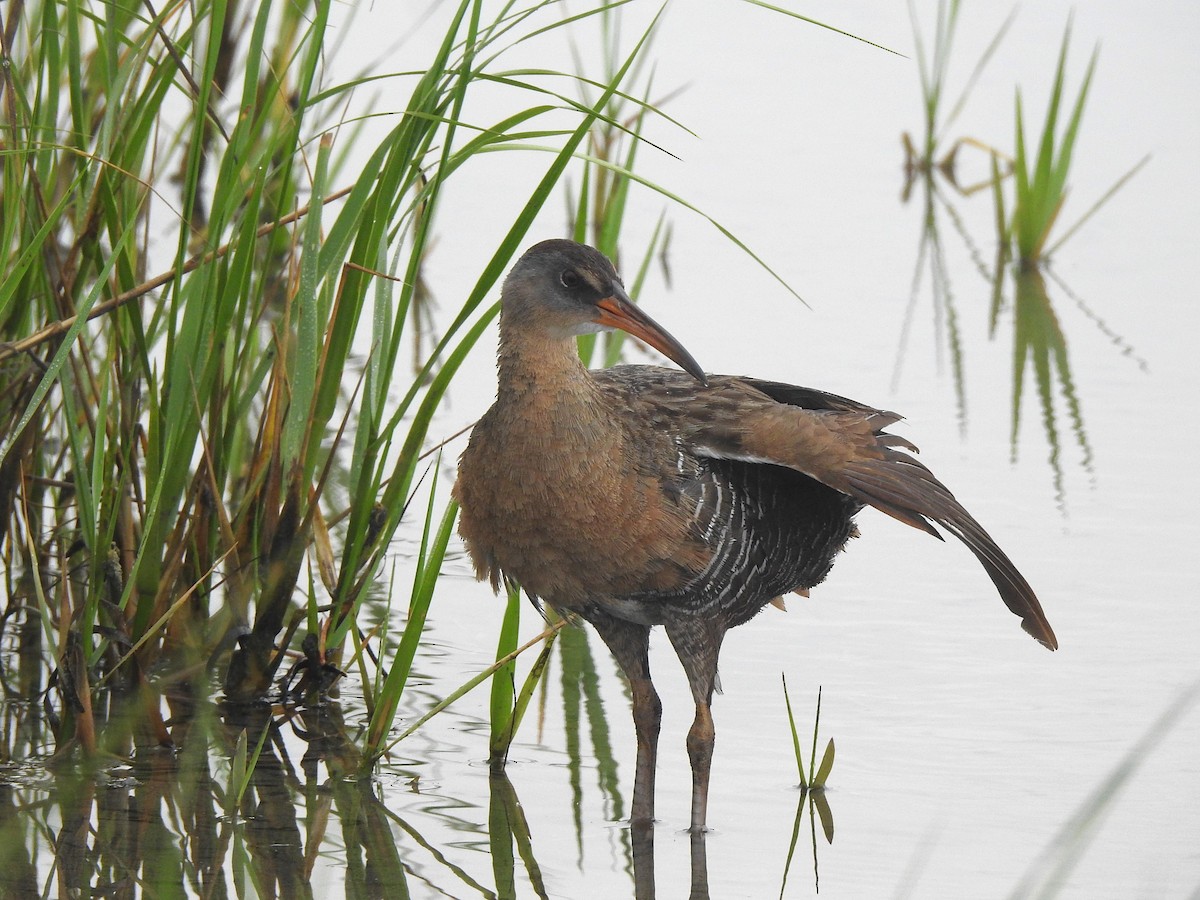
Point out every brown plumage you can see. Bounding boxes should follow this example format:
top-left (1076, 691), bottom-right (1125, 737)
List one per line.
top-left (454, 239), bottom-right (1057, 833)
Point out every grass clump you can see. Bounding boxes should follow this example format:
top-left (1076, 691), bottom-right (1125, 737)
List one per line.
top-left (1008, 20), bottom-right (1098, 265)
top-left (1004, 19), bottom-right (1149, 268)
top-left (782, 676), bottom-right (834, 793)
top-left (0, 0), bottom-right (672, 763)
top-left (779, 676), bottom-right (835, 896)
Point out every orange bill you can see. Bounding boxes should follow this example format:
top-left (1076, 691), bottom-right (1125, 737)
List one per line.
top-left (594, 291), bottom-right (707, 385)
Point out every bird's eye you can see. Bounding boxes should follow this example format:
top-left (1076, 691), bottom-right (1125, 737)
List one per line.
top-left (559, 269), bottom-right (581, 290)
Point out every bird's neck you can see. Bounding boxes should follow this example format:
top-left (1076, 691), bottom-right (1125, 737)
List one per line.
top-left (495, 316), bottom-right (599, 403)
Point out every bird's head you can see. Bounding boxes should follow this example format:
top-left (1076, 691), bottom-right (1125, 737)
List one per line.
top-left (500, 239), bottom-right (707, 384)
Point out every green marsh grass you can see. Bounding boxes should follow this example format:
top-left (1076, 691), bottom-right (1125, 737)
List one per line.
top-left (1005, 19), bottom-right (1149, 267)
top-left (779, 676), bottom-right (835, 897)
top-left (782, 677), bottom-right (834, 793)
top-left (1009, 21), bottom-right (1098, 265)
top-left (0, 0), bottom-right (678, 765)
top-left (488, 579), bottom-right (559, 771)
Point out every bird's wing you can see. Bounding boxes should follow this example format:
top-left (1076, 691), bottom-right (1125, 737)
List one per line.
top-left (617, 371), bottom-right (1057, 651)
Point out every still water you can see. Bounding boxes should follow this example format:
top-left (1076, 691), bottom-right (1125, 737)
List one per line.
top-left (6, 1), bottom-right (1199, 897)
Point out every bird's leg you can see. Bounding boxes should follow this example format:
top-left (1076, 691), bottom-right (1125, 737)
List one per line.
top-left (664, 617), bottom-right (726, 834)
top-left (684, 700), bottom-right (715, 832)
top-left (589, 614), bottom-right (661, 827)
